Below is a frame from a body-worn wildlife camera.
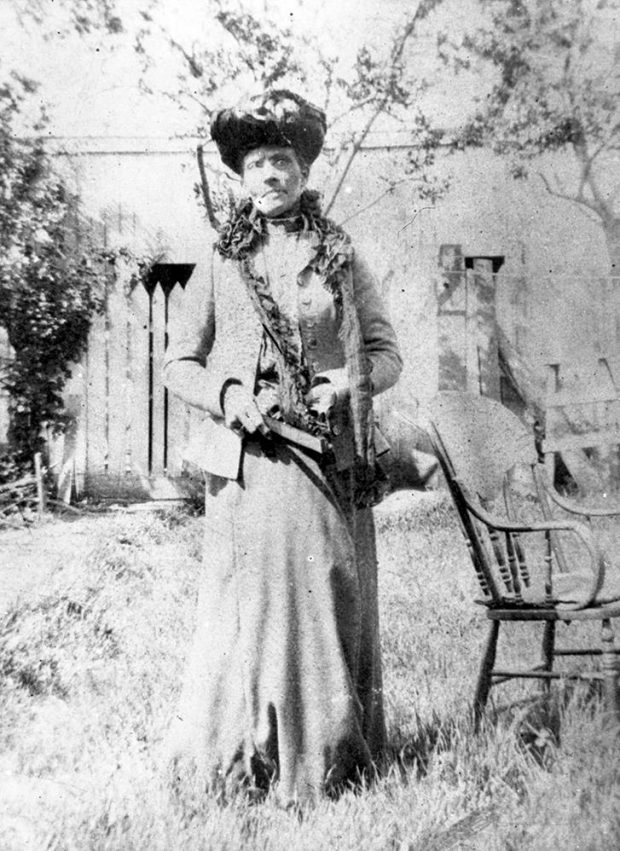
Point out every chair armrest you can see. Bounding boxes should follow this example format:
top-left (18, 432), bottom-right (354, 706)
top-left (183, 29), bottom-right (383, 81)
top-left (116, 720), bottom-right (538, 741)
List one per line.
top-left (457, 478), bottom-right (597, 534)
top-left (455, 478), bottom-right (605, 610)
top-left (540, 477), bottom-right (620, 518)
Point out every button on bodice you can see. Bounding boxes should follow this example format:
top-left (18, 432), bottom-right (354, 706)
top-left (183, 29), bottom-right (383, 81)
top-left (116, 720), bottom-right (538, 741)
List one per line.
top-left (259, 230), bottom-right (346, 378)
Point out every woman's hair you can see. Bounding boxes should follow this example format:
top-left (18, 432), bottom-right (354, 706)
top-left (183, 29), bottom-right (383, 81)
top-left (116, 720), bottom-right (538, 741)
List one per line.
top-left (211, 90), bottom-right (326, 175)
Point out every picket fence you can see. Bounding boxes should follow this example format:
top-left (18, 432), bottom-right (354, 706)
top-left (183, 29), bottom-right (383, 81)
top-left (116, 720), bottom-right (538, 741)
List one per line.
top-left (49, 260), bottom-right (204, 501)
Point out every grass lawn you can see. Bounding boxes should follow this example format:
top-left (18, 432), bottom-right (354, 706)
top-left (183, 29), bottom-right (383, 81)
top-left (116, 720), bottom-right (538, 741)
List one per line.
top-left (0, 491), bottom-right (619, 850)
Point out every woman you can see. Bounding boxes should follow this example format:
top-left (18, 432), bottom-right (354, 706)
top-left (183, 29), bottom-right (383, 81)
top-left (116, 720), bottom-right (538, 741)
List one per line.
top-left (164, 90), bottom-right (402, 807)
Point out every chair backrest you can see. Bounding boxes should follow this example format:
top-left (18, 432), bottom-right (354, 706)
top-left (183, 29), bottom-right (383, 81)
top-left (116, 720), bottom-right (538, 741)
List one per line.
top-left (426, 392), bottom-right (547, 606)
top-left (426, 392), bottom-right (538, 503)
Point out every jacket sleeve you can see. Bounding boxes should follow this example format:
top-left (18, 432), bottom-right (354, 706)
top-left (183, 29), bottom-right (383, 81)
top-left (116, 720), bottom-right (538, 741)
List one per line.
top-left (316, 250), bottom-right (402, 399)
top-left (351, 250), bottom-right (402, 395)
top-left (341, 250), bottom-right (402, 396)
top-left (162, 251), bottom-right (231, 417)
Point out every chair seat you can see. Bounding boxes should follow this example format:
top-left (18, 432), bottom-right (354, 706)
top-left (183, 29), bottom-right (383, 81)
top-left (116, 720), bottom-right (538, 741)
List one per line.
top-left (485, 601), bottom-right (620, 621)
top-left (476, 569), bottom-right (620, 615)
top-left (554, 567), bottom-right (620, 607)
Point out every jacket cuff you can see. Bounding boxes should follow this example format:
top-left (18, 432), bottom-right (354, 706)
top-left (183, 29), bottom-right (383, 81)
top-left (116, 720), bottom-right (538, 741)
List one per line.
top-left (219, 378), bottom-right (244, 416)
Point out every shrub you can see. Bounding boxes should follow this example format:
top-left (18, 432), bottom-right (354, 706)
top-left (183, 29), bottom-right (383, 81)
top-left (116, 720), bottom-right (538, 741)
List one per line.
top-left (0, 75), bottom-right (108, 470)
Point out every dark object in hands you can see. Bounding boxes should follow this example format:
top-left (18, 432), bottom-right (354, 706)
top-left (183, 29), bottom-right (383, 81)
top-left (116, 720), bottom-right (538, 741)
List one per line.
top-left (264, 416), bottom-right (329, 455)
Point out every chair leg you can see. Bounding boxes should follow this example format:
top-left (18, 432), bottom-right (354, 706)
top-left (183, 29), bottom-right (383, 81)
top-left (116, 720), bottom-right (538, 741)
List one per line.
top-left (474, 620), bottom-right (500, 728)
top-left (540, 621), bottom-right (556, 696)
top-left (601, 618), bottom-right (620, 723)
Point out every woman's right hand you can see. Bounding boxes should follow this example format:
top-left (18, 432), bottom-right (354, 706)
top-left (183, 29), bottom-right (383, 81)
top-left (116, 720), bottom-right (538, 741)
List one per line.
top-left (222, 383), bottom-right (270, 437)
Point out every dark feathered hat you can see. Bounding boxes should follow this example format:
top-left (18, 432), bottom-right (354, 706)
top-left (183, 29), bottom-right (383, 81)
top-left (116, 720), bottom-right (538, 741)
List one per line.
top-left (210, 89), bottom-right (327, 175)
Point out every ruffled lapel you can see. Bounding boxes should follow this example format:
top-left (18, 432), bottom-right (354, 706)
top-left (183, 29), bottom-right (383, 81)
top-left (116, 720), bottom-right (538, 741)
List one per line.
top-left (215, 191), bottom-right (384, 506)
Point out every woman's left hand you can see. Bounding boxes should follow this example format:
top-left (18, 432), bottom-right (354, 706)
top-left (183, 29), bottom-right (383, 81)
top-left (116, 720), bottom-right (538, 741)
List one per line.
top-left (306, 380), bottom-right (337, 422)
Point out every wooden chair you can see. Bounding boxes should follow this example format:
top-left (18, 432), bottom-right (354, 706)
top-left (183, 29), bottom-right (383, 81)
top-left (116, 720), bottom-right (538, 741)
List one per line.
top-left (426, 391), bottom-right (620, 724)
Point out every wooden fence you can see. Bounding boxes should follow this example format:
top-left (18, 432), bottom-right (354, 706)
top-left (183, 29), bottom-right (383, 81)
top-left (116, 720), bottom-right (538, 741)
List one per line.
top-left (48, 260), bottom-right (204, 501)
top-left (436, 246), bottom-right (504, 399)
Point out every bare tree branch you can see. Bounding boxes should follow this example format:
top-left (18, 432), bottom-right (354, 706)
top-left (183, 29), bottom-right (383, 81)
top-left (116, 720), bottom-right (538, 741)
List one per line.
top-left (572, 136), bottom-right (611, 217)
top-left (338, 178), bottom-right (411, 226)
top-left (323, 108), bottom-right (384, 215)
top-left (537, 170), bottom-right (602, 221)
top-left (328, 96), bottom-right (378, 128)
top-left (197, 145), bottom-right (221, 231)
top-left (324, 2), bottom-right (441, 213)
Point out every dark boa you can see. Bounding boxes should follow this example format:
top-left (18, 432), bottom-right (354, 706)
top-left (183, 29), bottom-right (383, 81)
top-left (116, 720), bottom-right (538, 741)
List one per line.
top-left (215, 190), bottom-right (385, 506)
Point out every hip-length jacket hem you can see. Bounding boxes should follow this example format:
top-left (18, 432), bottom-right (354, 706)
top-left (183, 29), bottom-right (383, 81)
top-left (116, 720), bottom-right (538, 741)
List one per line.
top-left (163, 231), bottom-right (402, 477)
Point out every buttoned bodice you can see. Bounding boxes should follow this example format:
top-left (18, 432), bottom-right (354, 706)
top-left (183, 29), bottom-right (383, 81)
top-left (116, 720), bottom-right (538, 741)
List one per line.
top-left (163, 225), bottom-right (402, 478)
top-left (256, 227), bottom-right (345, 380)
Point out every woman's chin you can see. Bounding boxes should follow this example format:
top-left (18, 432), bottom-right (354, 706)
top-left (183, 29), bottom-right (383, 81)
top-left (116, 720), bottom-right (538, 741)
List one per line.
top-left (256, 199), bottom-right (294, 218)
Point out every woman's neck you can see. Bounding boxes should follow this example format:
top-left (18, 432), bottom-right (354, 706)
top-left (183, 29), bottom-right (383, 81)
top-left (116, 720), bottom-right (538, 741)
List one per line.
top-left (264, 205), bottom-right (304, 234)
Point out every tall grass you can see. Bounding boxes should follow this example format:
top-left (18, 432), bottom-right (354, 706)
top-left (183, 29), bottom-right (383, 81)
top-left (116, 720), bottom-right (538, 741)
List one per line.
top-left (0, 494), bottom-right (619, 850)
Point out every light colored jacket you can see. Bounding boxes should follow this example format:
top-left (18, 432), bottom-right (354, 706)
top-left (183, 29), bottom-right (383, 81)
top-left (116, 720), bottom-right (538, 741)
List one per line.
top-left (163, 231), bottom-right (402, 478)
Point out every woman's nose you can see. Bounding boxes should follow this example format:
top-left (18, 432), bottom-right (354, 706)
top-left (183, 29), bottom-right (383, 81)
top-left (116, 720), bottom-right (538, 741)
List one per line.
top-left (262, 164), bottom-right (279, 183)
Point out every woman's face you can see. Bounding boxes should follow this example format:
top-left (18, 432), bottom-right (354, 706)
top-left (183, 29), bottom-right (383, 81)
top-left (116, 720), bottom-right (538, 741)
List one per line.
top-left (241, 146), bottom-right (306, 217)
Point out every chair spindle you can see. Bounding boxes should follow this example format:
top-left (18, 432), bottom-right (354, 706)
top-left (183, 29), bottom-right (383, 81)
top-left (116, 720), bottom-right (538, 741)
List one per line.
top-left (544, 529), bottom-right (554, 604)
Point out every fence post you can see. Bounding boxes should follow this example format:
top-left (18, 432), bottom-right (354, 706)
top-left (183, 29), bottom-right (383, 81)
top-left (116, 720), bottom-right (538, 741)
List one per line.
top-left (34, 452), bottom-right (46, 518)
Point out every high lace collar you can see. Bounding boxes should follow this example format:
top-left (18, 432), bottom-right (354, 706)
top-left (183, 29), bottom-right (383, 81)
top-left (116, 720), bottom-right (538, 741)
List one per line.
top-left (216, 190), bottom-right (343, 274)
top-left (264, 211), bottom-right (306, 235)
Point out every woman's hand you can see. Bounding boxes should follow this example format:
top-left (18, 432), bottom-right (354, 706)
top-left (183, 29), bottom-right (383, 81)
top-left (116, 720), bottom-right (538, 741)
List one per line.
top-left (222, 383), bottom-right (270, 437)
top-left (306, 379), bottom-right (337, 424)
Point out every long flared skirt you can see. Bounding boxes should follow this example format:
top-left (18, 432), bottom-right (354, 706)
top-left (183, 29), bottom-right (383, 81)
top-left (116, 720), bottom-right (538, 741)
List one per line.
top-left (167, 439), bottom-right (385, 805)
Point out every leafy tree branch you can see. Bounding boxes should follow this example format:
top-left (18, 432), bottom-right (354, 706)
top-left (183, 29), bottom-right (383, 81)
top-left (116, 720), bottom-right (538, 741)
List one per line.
top-left (453, 0), bottom-right (620, 269)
